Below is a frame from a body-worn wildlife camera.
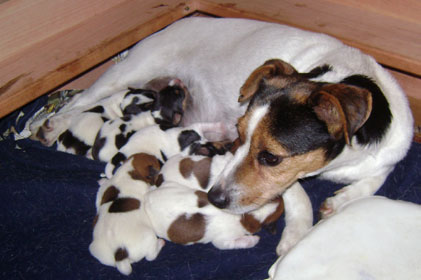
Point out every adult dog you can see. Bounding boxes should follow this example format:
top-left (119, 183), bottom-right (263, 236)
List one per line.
top-left (31, 17), bottom-right (413, 255)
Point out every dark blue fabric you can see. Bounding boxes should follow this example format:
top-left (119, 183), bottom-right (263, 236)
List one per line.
top-left (1, 101), bottom-right (420, 280)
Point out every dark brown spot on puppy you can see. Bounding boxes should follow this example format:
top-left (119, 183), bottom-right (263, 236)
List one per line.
top-left (101, 186), bottom-right (120, 205)
top-left (114, 247), bottom-right (129, 261)
top-left (195, 191), bottom-right (209, 208)
top-left (167, 213), bottom-right (206, 244)
top-left (155, 174), bottom-right (164, 187)
top-left (179, 158), bottom-right (212, 189)
top-left (129, 153), bottom-right (161, 184)
top-left (109, 198), bottom-right (140, 213)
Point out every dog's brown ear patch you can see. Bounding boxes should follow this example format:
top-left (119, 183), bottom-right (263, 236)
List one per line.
top-left (129, 153), bottom-right (161, 184)
top-left (167, 213), bottom-right (206, 244)
top-left (101, 186), bottom-right (120, 205)
top-left (310, 84), bottom-right (372, 145)
top-left (239, 59), bottom-right (298, 103)
top-left (109, 198), bottom-right (141, 213)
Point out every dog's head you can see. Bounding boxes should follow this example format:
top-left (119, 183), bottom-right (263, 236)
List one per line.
top-left (208, 59), bottom-right (372, 213)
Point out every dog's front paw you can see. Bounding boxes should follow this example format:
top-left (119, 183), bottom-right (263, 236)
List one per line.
top-left (320, 188), bottom-right (349, 218)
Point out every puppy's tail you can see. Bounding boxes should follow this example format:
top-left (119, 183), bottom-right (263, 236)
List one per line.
top-left (116, 259), bottom-right (132, 275)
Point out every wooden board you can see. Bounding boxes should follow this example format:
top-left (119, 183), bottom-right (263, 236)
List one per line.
top-left (0, 0), bottom-right (420, 126)
top-left (0, 0), bottom-right (193, 118)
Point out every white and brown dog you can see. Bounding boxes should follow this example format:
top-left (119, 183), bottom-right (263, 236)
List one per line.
top-left (31, 18), bottom-right (413, 255)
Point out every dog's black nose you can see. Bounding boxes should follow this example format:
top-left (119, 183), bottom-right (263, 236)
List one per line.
top-left (207, 185), bottom-right (230, 209)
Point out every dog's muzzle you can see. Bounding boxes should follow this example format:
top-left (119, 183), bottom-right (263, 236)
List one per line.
top-left (207, 184), bottom-right (231, 209)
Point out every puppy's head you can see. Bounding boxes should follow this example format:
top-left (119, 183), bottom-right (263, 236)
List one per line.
top-left (154, 78), bottom-right (190, 127)
top-left (208, 59), bottom-right (372, 213)
top-left (129, 153), bottom-right (163, 185)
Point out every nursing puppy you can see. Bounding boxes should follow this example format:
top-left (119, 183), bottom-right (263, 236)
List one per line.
top-left (90, 153), bottom-right (164, 275)
top-left (31, 18), bottom-right (413, 255)
top-left (55, 87), bottom-right (155, 158)
top-left (105, 122), bottom-right (227, 178)
top-left (92, 79), bottom-right (189, 162)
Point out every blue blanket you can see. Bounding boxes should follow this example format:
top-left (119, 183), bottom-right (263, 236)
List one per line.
top-left (1, 98), bottom-right (420, 280)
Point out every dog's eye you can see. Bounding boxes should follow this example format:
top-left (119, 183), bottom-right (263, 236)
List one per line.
top-left (257, 151), bottom-right (282, 166)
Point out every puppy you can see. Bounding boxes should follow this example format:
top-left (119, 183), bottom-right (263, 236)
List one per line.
top-left (268, 197), bottom-right (421, 280)
top-left (105, 122), bottom-right (227, 178)
top-left (31, 18), bottom-right (413, 255)
top-left (90, 153), bottom-right (164, 275)
top-left (55, 87), bottom-right (155, 158)
top-left (143, 182), bottom-right (283, 250)
top-left (92, 79), bottom-right (189, 162)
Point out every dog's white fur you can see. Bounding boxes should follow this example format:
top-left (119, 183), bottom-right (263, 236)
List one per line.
top-left (268, 196), bottom-right (421, 280)
top-left (32, 18), bottom-right (413, 255)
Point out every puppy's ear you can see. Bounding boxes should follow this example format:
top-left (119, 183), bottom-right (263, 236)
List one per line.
top-left (239, 59), bottom-right (298, 103)
top-left (309, 84), bottom-right (372, 145)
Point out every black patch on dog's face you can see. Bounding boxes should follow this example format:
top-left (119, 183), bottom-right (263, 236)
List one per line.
top-left (341, 75), bottom-right (391, 144)
top-left (58, 130), bottom-right (91, 156)
top-left (92, 135), bottom-right (106, 160)
top-left (178, 130), bottom-right (201, 151)
top-left (269, 95), bottom-right (335, 156)
top-left (84, 105), bottom-right (104, 114)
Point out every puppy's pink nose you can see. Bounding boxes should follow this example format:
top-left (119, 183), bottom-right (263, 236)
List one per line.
top-left (208, 185), bottom-right (230, 209)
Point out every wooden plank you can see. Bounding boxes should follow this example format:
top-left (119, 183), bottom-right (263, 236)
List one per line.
top-left (388, 69), bottom-right (421, 128)
top-left (196, 0), bottom-right (421, 76)
top-left (0, 0), bottom-right (193, 118)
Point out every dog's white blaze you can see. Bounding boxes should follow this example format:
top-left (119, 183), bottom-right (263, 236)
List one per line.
top-left (221, 105), bottom-right (269, 180)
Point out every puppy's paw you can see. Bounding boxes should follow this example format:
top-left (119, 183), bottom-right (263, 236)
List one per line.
top-left (320, 188), bottom-right (350, 218)
top-left (214, 235), bottom-right (260, 250)
top-left (276, 222), bottom-right (309, 256)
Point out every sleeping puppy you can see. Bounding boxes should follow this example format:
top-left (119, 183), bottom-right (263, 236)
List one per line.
top-left (105, 122), bottom-right (227, 178)
top-left (92, 79), bottom-right (189, 162)
top-left (144, 182), bottom-right (284, 250)
top-left (90, 153), bottom-right (164, 275)
top-left (31, 18), bottom-right (413, 256)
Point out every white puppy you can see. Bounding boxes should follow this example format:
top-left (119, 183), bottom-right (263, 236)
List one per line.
top-left (90, 153), bottom-right (164, 275)
top-left (268, 196), bottom-right (421, 280)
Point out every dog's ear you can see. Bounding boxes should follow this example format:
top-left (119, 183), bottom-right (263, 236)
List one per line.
top-left (309, 84), bottom-right (372, 145)
top-left (239, 59), bottom-right (298, 103)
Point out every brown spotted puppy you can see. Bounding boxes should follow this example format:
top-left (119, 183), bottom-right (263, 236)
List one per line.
top-left (144, 182), bottom-right (283, 250)
top-left (89, 153), bottom-right (164, 275)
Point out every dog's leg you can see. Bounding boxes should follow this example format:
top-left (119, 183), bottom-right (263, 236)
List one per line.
top-left (320, 173), bottom-right (389, 218)
top-left (276, 182), bottom-right (312, 257)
